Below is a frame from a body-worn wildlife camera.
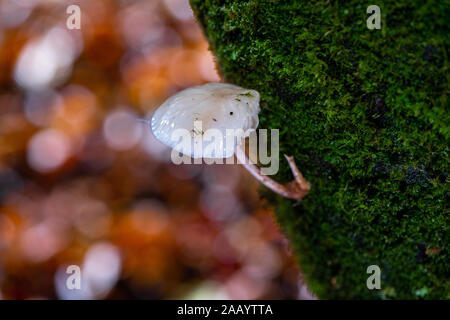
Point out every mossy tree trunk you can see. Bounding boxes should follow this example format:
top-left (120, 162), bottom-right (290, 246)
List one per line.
top-left (190, 0), bottom-right (449, 299)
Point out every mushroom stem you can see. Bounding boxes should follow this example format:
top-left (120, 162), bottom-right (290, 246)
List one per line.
top-left (234, 144), bottom-right (310, 200)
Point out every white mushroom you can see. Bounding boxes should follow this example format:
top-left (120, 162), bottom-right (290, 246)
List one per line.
top-left (150, 82), bottom-right (310, 200)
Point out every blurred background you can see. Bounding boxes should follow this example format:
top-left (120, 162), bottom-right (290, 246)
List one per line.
top-left (0, 0), bottom-right (314, 299)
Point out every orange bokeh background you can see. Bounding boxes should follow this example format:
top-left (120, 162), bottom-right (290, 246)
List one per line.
top-left (0, 0), bottom-right (313, 299)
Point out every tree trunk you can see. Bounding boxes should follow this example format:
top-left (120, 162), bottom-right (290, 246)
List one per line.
top-left (190, 0), bottom-right (449, 299)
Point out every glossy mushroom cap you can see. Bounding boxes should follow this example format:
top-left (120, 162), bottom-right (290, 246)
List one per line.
top-left (151, 83), bottom-right (260, 158)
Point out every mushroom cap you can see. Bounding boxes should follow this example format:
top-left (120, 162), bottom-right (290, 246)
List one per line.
top-left (151, 83), bottom-right (260, 159)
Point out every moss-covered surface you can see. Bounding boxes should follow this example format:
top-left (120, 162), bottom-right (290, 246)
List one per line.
top-left (190, 0), bottom-right (449, 299)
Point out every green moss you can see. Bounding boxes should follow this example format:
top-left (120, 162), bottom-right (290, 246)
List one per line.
top-left (190, 0), bottom-right (449, 299)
